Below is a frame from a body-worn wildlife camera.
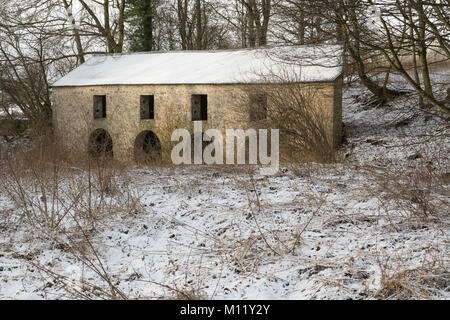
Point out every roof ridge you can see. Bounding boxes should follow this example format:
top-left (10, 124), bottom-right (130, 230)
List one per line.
top-left (84, 44), bottom-right (343, 58)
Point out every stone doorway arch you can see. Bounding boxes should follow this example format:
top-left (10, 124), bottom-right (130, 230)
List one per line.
top-left (134, 130), bottom-right (162, 164)
top-left (88, 129), bottom-right (114, 158)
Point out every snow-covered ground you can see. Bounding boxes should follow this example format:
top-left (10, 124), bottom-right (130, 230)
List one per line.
top-left (0, 73), bottom-right (449, 300)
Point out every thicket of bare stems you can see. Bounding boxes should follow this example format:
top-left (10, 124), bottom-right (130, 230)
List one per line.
top-left (0, 132), bottom-right (145, 298)
top-left (372, 166), bottom-right (448, 225)
top-left (244, 68), bottom-right (335, 164)
top-left (155, 103), bottom-right (190, 164)
top-left (356, 138), bottom-right (449, 227)
top-left (0, 133), bottom-right (142, 230)
top-left (269, 85), bottom-right (333, 163)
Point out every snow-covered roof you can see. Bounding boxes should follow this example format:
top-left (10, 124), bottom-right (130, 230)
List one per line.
top-left (52, 45), bottom-right (344, 87)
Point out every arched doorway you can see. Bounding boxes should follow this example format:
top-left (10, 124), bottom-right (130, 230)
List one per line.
top-left (88, 129), bottom-right (114, 158)
top-left (134, 130), bottom-right (162, 164)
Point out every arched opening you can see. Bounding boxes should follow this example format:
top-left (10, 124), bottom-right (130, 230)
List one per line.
top-left (88, 129), bottom-right (113, 158)
top-left (134, 130), bottom-right (162, 164)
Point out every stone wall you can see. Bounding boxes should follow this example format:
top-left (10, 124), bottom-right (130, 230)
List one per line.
top-left (52, 81), bottom-right (342, 162)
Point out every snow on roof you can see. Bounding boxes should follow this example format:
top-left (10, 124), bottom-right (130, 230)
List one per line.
top-left (52, 45), bottom-right (344, 87)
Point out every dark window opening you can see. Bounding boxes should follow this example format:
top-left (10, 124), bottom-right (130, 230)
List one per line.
top-left (93, 95), bottom-right (107, 119)
top-left (140, 95), bottom-right (155, 120)
top-left (191, 94), bottom-right (208, 121)
top-left (249, 93), bottom-right (267, 122)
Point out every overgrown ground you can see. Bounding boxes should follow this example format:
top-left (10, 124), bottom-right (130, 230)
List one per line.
top-left (0, 73), bottom-right (448, 300)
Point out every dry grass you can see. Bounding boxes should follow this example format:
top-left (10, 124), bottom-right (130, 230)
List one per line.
top-left (1, 126), bottom-right (447, 300)
top-left (376, 253), bottom-right (449, 300)
top-left (365, 158), bottom-right (449, 227)
top-left (0, 133), bottom-right (142, 230)
top-left (0, 133), bottom-right (141, 299)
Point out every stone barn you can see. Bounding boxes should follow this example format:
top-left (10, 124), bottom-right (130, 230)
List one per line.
top-left (51, 45), bottom-right (344, 163)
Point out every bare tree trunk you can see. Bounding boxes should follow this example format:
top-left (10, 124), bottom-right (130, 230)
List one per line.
top-left (177, 0), bottom-right (189, 50)
top-left (117, 0), bottom-right (126, 53)
top-left (299, 1), bottom-right (305, 44)
top-left (103, 0), bottom-right (114, 52)
top-left (241, 0), bottom-right (271, 47)
top-left (260, 0), bottom-right (271, 46)
top-left (195, 0), bottom-right (203, 49)
top-left (247, 6), bottom-right (257, 47)
top-left (62, 0), bottom-right (85, 64)
top-left (416, 3), bottom-right (433, 99)
top-left (345, 2), bottom-right (398, 103)
top-left (409, 4), bottom-right (424, 107)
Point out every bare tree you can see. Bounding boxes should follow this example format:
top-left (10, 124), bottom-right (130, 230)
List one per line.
top-left (79, 0), bottom-right (126, 53)
top-left (0, 0), bottom-right (113, 126)
top-left (175, 0), bottom-right (230, 50)
top-left (0, 0), bottom-right (61, 126)
top-left (62, 0), bottom-right (85, 63)
top-left (271, 0), bottom-right (449, 114)
top-left (357, 0), bottom-right (450, 114)
top-left (241, 0), bottom-right (272, 47)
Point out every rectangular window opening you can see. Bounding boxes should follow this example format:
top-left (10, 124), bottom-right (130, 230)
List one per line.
top-left (140, 95), bottom-right (155, 120)
top-left (93, 95), bottom-right (107, 119)
top-left (191, 94), bottom-right (208, 121)
top-left (249, 93), bottom-right (267, 122)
